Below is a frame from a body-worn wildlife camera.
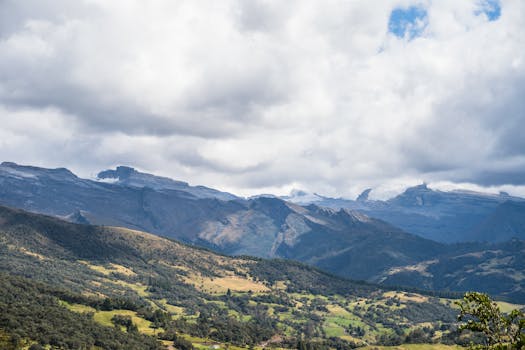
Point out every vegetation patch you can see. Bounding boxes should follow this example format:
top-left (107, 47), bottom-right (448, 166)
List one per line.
top-left (383, 291), bottom-right (429, 303)
top-left (184, 274), bottom-right (270, 294)
top-left (156, 298), bottom-right (185, 315)
top-left (62, 301), bottom-right (96, 314)
top-left (495, 300), bottom-right (525, 313)
top-left (108, 279), bottom-right (150, 297)
top-left (79, 261), bottom-right (136, 277)
top-left (18, 247), bottom-right (47, 260)
top-left (93, 310), bottom-right (161, 336)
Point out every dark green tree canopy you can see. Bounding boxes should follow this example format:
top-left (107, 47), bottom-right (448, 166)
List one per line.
top-left (457, 292), bottom-right (524, 349)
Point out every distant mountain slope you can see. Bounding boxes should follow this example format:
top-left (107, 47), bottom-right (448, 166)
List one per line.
top-left (466, 201), bottom-right (525, 242)
top-left (286, 184), bottom-right (525, 243)
top-left (0, 205), bottom-right (463, 348)
top-left (375, 239), bottom-right (525, 302)
top-left (0, 161), bottom-right (245, 236)
top-left (273, 204), bottom-right (444, 280)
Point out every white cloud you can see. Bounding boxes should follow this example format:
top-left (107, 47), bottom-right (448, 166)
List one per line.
top-left (0, 0), bottom-right (524, 198)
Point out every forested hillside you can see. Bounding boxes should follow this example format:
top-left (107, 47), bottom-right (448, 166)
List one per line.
top-left (0, 205), bottom-right (477, 349)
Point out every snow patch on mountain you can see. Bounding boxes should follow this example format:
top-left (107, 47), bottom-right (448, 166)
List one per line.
top-left (0, 164), bottom-right (38, 179)
top-left (281, 189), bottom-right (326, 204)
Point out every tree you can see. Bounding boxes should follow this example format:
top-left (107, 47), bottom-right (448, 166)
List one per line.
top-left (456, 292), bottom-right (524, 349)
top-left (29, 344), bottom-right (44, 350)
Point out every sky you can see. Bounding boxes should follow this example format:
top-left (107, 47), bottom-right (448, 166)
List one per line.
top-left (1, 0), bottom-right (524, 199)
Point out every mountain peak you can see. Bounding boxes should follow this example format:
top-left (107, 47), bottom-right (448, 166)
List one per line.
top-left (405, 183), bottom-right (430, 192)
top-left (281, 189), bottom-right (325, 204)
top-left (357, 188), bottom-right (372, 201)
top-left (97, 165), bottom-right (137, 181)
top-left (290, 189), bottom-right (308, 196)
top-left (96, 165), bottom-right (237, 200)
top-left (97, 165), bottom-right (191, 189)
top-left (1, 161), bottom-right (18, 167)
top-left (1, 161), bottom-right (76, 179)
top-left (387, 183), bottom-right (437, 207)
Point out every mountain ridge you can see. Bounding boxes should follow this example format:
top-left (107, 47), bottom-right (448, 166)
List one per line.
top-left (286, 184), bottom-right (525, 243)
top-left (0, 162), bottom-right (442, 281)
top-left (1, 162), bottom-right (524, 302)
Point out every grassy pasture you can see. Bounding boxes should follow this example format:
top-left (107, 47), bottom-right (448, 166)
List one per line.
top-left (62, 302), bottom-right (161, 336)
top-left (184, 273), bottom-right (270, 294)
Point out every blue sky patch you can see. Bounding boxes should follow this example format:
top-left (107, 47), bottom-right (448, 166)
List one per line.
top-left (476, 0), bottom-right (501, 21)
top-left (388, 6), bottom-right (428, 40)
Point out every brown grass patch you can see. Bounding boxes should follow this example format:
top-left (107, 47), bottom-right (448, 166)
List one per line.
top-left (383, 291), bottom-right (428, 303)
top-left (184, 274), bottom-right (270, 294)
top-left (19, 247), bottom-right (47, 260)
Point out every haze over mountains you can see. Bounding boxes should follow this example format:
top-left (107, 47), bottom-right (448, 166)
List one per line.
top-left (282, 184), bottom-right (525, 243)
top-left (1, 161), bottom-right (524, 302)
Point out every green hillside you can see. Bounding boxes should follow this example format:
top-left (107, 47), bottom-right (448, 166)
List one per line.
top-left (0, 273), bottom-right (161, 350)
top-left (0, 205), bottom-right (492, 349)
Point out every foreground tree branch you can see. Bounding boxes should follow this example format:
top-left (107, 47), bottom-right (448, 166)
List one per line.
top-left (457, 292), bottom-right (524, 349)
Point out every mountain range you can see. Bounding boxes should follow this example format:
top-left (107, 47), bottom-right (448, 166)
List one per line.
top-left (283, 184), bottom-right (525, 243)
top-left (0, 162), bottom-right (524, 302)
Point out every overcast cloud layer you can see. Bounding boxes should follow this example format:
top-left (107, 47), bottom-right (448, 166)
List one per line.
top-left (1, 0), bottom-right (524, 199)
